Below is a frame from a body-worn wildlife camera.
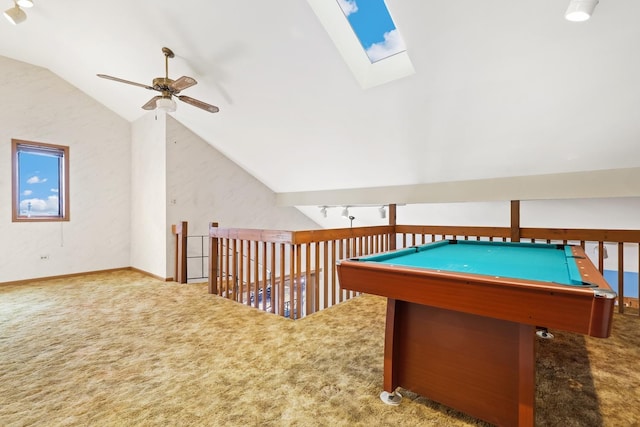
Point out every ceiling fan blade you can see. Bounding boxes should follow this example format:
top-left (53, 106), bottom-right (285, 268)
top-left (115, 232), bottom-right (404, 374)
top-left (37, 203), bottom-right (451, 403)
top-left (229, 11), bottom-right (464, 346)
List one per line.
top-left (97, 74), bottom-right (155, 91)
top-left (170, 76), bottom-right (197, 92)
top-left (178, 95), bottom-right (219, 113)
top-left (142, 96), bottom-right (162, 110)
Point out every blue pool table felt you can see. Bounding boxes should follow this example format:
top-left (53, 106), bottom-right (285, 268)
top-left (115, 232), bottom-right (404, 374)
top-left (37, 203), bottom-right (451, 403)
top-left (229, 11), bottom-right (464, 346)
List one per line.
top-left (363, 240), bottom-right (585, 286)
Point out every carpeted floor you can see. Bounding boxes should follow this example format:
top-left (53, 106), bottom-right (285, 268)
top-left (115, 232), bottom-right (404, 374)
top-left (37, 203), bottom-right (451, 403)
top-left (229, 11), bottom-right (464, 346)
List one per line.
top-left (1, 270), bottom-right (639, 426)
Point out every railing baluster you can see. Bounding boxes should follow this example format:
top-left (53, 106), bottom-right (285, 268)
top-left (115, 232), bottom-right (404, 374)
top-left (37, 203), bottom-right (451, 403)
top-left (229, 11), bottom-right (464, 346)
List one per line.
top-left (261, 241), bottom-right (267, 311)
top-left (331, 239), bottom-right (337, 307)
top-left (322, 241), bottom-right (328, 310)
top-left (338, 239), bottom-right (344, 303)
top-left (305, 242), bottom-right (312, 316)
top-left (245, 240), bottom-right (251, 306)
top-left (289, 244), bottom-right (295, 319)
top-left (279, 243), bottom-right (285, 316)
top-left (618, 242), bottom-right (625, 314)
top-left (232, 239), bottom-right (238, 301)
top-left (253, 241), bottom-right (259, 308)
top-left (598, 242), bottom-right (605, 273)
top-left (270, 242), bottom-right (276, 314)
top-left (238, 240), bottom-right (244, 304)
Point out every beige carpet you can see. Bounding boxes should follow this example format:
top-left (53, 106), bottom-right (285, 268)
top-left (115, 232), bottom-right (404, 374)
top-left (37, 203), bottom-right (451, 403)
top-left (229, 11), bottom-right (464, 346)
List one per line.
top-left (1, 270), bottom-right (639, 426)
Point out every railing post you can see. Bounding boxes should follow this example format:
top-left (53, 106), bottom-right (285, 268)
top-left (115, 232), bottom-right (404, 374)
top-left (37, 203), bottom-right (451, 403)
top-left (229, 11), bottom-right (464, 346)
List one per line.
top-left (389, 203), bottom-right (397, 251)
top-left (511, 200), bottom-right (521, 243)
top-left (208, 222), bottom-right (219, 294)
top-left (172, 221), bottom-right (188, 283)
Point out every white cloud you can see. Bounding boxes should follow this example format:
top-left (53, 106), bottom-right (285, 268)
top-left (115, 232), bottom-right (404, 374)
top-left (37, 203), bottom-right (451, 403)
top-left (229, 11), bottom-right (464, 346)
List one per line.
top-left (337, 0), bottom-right (358, 16)
top-left (26, 176), bottom-right (48, 184)
top-left (22, 190), bottom-right (33, 196)
top-left (366, 29), bottom-right (406, 62)
top-left (50, 188), bottom-right (59, 193)
top-left (20, 196), bottom-right (59, 214)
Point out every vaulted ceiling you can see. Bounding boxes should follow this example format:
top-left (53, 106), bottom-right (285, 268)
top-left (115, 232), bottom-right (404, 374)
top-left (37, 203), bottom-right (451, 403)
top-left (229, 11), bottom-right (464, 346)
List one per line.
top-left (2, 1), bottom-right (639, 204)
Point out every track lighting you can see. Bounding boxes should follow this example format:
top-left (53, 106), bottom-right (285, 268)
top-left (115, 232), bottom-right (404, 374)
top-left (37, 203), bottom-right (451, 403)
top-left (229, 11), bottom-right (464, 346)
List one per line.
top-left (594, 245), bottom-right (608, 259)
top-left (3, 1), bottom-right (26, 25)
top-left (317, 204), bottom-right (392, 220)
top-left (378, 206), bottom-right (386, 219)
top-left (565, 0), bottom-right (598, 22)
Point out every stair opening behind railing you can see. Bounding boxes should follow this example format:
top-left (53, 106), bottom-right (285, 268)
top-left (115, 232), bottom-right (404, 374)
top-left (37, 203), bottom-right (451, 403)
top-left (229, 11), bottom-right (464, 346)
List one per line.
top-left (206, 227), bottom-right (393, 319)
top-left (186, 235), bottom-right (208, 283)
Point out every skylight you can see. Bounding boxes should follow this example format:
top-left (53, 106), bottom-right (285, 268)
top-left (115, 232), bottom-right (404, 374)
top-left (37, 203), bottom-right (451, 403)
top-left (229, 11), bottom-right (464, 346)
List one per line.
top-left (307, 0), bottom-right (414, 89)
top-left (337, 0), bottom-right (406, 63)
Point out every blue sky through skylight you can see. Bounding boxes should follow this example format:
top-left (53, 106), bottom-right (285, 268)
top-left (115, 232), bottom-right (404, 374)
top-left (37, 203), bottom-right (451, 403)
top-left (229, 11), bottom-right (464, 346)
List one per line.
top-left (337, 0), bottom-right (406, 63)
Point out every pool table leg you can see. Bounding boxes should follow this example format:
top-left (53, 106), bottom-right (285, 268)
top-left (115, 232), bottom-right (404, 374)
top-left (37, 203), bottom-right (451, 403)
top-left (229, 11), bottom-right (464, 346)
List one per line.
top-left (382, 298), bottom-right (536, 426)
top-left (383, 298), bottom-right (399, 394)
top-left (518, 322), bottom-right (535, 426)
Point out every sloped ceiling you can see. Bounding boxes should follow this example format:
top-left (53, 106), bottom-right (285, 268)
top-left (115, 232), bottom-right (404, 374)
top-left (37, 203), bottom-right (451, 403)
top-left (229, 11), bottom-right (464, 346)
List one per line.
top-left (1, 0), bottom-right (639, 204)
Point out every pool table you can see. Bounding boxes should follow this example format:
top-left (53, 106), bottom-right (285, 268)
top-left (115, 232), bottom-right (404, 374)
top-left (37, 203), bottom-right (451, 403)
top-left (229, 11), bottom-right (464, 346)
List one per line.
top-left (336, 240), bottom-right (616, 427)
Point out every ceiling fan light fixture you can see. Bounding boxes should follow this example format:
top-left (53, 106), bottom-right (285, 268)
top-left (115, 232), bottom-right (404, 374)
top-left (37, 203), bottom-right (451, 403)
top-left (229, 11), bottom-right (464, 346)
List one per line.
top-left (156, 97), bottom-right (176, 113)
top-left (4, 3), bottom-right (26, 25)
top-left (16, 0), bottom-right (33, 8)
top-left (97, 47), bottom-right (219, 113)
top-left (565, 0), bottom-right (599, 22)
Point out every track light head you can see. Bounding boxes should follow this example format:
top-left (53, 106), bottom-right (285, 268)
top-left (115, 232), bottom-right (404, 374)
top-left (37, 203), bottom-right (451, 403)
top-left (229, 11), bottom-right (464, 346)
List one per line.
top-left (378, 206), bottom-right (386, 219)
top-left (565, 0), bottom-right (599, 22)
top-left (341, 207), bottom-right (349, 218)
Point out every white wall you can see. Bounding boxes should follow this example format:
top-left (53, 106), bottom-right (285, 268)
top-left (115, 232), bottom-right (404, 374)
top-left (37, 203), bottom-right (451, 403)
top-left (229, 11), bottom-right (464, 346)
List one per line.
top-left (520, 198), bottom-right (640, 230)
top-left (0, 56), bottom-right (318, 283)
top-left (165, 116), bottom-right (319, 279)
top-left (0, 56), bottom-right (131, 283)
top-left (130, 112), bottom-right (168, 279)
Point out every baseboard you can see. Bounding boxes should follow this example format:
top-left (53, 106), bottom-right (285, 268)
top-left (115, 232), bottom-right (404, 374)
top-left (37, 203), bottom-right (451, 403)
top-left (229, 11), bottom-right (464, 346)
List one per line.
top-left (0, 267), bottom-right (173, 286)
top-left (128, 266), bottom-right (174, 282)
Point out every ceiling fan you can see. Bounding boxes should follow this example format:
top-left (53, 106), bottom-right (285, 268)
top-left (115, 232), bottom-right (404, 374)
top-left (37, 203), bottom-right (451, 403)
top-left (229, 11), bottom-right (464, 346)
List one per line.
top-left (97, 47), bottom-right (219, 113)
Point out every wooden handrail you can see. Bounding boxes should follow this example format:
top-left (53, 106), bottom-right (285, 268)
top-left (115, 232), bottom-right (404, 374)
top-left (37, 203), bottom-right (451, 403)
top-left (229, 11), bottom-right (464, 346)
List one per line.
top-left (203, 223), bottom-right (639, 318)
top-left (173, 202), bottom-right (639, 319)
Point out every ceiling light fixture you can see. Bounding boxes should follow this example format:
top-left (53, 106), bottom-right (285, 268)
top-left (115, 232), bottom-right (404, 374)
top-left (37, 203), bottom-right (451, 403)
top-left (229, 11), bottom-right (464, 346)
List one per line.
top-left (16, 0), bottom-right (33, 7)
top-left (319, 206), bottom-right (328, 218)
top-left (565, 0), bottom-right (599, 22)
top-left (4, 1), bottom-right (26, 25)
top-left (156, 97), bottom-right (177, 113)
top-left (341, 207), bottom-right (349, 218)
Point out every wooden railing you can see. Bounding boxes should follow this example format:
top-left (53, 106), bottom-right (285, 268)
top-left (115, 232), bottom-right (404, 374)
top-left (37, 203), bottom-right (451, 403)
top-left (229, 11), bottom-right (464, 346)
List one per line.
top-left (206, 223), bottom-right (395, 319)
top-left (172, 211), bottom-right (640, 319)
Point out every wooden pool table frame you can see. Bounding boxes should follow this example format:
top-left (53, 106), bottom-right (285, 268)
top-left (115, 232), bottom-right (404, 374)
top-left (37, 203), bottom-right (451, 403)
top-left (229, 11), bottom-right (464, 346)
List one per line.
top-left (337, 242), bottom-right (616, 426)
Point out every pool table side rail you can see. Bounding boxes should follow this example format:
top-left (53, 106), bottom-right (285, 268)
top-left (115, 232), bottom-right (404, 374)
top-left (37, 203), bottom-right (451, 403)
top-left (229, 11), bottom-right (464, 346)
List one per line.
top-left (337, 254), bottom-right (615, 338)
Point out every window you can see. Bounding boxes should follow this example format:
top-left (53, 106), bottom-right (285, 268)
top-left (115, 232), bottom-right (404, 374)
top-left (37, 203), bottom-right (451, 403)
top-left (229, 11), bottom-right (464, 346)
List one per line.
top-left (11, 139), bottom-right (69, 222)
